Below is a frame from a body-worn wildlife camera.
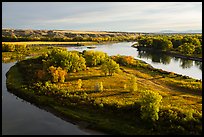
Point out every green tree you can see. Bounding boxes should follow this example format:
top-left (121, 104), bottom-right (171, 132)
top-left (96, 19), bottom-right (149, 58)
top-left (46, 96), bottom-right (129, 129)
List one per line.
top-left (47, 49), bottom-right (86, 72)
top-left (171, 37), bottom-right (183, 49)
top-left (83, 50), bottom-right (108, 67)
top-left (101, 58), bottom-right (120, 76)
top-left (191, 38), bottom-right (201, 46)
top-left (178, 43), bottom-right (195, 55)
top-left (194, 45), bottom-right (202, 54)
top-left (138, 37), bottom-right (147, 46)
top-left (152, 38), bottom-right (173, 51)
top-left (140, 90), bottom-right (162, 122)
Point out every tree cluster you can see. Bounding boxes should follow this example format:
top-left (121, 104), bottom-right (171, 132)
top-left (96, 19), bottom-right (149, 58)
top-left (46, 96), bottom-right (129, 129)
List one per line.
top-left (35, 49), bottom-right (120, 83)
top-left (137, 34), bottom-right (202, 55)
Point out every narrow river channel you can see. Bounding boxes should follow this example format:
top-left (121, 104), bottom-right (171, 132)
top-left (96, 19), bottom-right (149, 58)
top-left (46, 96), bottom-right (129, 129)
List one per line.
top-left (2, 62), bottom-right (106, 135)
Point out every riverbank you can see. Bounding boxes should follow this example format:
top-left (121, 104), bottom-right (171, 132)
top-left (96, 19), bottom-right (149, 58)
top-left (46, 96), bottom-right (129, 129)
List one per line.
top-left (6, 53), bottom-right (202, 135)
top-left (132, 45), bottom-right (202, 62)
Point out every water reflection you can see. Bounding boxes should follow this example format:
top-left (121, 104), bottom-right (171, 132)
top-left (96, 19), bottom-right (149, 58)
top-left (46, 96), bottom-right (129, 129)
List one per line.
top-left (173, 57), bottom-right (180, 62)
top-left (138, 50), bottom-right (171, 65)
top-left (137, 50), bottom-right (202, 71)
top-left (179, 59), bottom-right (193, 69)
top-left (195, 61), bottom-right (202, 71)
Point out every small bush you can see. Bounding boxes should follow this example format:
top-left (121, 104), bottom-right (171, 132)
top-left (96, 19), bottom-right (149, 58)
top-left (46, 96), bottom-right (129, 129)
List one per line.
top-left (95, 82), bottom-right (103, 92)
top-left (129, 75), bottom-right (138, 92)
top-left (77, 79), bottom-right (82, 89)
top-left (123, 84), bottom-right (127, 90)
top-left (140, 90), bottom-right (162, 122)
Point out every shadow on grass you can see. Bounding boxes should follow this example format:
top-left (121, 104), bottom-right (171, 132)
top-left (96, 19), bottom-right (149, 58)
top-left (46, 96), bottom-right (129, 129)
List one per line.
top-left (97, 91), bottom-right (131, 98)
top-left (67, 75), bottom-right (107, 81)
top-left (167, 84), bottom-right (202, 96)
top-left (68, 90), bottom-right (98, 94)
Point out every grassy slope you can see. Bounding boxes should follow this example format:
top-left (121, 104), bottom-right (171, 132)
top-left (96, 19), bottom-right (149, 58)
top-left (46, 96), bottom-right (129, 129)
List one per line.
top-left (57, 66), bottom-right (202, 114)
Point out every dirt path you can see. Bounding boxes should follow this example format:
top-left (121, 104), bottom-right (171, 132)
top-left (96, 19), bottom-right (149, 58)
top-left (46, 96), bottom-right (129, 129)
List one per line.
top-left (121, 67), bottom-right (202, 112)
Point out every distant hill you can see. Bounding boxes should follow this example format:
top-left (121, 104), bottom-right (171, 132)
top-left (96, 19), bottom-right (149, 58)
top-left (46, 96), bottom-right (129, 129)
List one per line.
top-left (3, 28), bottom-right (201, 42)
top-left (2, 28), bottom-right (142, 39)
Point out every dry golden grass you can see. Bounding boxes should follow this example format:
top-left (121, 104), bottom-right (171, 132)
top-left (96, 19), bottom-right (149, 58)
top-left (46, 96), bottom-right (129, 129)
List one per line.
top-left (53, 30), bottom-right (112, 34)
top-left (55, 66), bottom-right (202, 114)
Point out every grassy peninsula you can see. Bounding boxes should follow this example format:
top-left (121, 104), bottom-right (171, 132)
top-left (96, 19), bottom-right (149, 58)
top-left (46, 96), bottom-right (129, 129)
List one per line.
top-left (6, 48), bottom-right (202, 135)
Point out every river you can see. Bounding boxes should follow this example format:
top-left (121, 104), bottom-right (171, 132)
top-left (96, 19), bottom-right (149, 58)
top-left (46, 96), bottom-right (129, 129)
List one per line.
top-left (2, 42), bottom-right (202, 135)
top-left (2, 62), bottom-right (106, 135)
top-left (67, 42), bottom-right (202, 80)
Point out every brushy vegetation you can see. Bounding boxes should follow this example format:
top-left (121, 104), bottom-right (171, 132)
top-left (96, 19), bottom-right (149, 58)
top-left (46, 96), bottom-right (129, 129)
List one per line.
top-left (140, 90), bottom-right (162, 122)
top-left (2, 43), bottom-right (67, 63)
top-left (136, 34), bottom-right (202, 58)
top-left (6, 49), bottom-right (202, 135)
top-left (2, 30), bottom-right (139, 42)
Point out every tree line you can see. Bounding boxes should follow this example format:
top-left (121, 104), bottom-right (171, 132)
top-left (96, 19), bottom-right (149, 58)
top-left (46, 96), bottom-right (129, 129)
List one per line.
top-left (2, 34), bottom-right (139, 42)
top-left (137, 34), bottom-right (202, 56)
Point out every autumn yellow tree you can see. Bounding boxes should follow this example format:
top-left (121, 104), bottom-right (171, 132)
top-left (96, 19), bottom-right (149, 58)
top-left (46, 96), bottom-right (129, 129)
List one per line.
top-left (48, 66), bottom-right (67, 83)
top-left (57, 67), bottom-right (67, 83)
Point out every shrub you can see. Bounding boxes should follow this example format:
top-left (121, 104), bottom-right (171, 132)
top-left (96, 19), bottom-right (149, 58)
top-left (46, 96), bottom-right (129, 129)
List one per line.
top-left (95, 82), bottom-right (103, 92)
top-left (129, 75), bottom-right (138, 92)
top-left (77, 79), bottom-right (82, 89)
top-left (140, 90), bottom-right (162, 122)
top-left (123, 84), bottom-right (127, 90)
top-left (35, 69), bottom-right (46, 81)
top-left (183, 109), bottom-right (195, 121)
